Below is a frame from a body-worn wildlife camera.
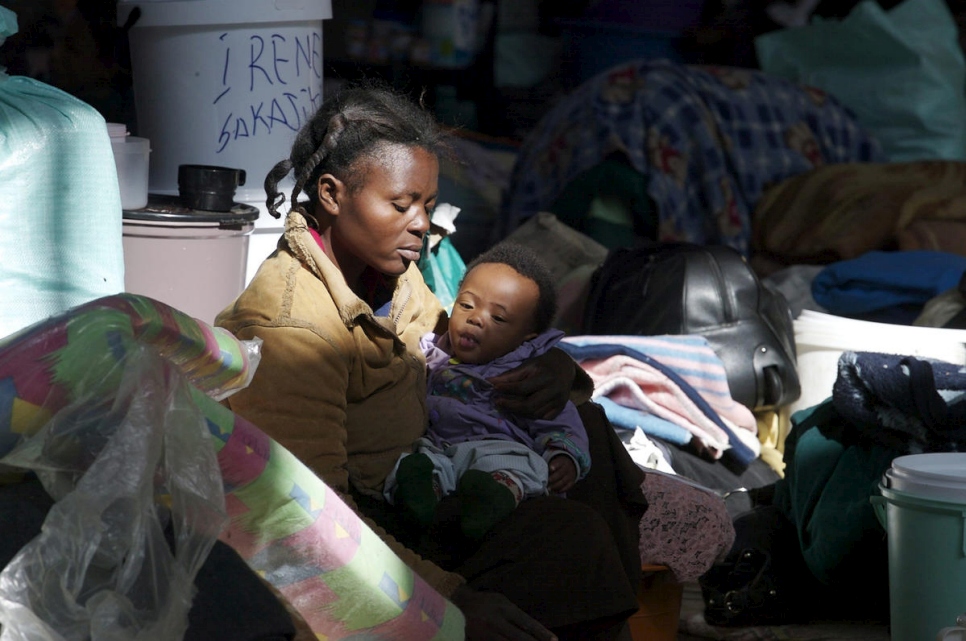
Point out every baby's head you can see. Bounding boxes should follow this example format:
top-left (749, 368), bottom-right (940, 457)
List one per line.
top-left (447, 242), bottom-right (557, 364)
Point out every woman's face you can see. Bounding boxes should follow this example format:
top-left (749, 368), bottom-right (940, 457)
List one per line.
top-left (322, 144), bottom-right (438, 283)
top-left (448, 262), bottom-right (539, 365)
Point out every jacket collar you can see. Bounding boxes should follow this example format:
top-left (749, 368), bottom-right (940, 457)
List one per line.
top-left (281, 210), bottom-right (415, 334)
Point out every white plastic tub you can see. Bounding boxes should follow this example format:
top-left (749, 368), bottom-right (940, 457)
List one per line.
top-left (791, 310), bottom-right (966, 415)
top-left (108, 123), bottom-right (151, 210)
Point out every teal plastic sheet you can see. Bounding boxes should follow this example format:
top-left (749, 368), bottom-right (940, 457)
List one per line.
top-left (419, 236), bottom-right (466, 313)
top-left (0, 7), bottom-right (13, 47)
top-left (755, 0), bottom-right (966, 162)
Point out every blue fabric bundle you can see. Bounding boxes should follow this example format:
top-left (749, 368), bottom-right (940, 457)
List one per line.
top-left (831, 350), bottom-right (966, 452)
top-left (812, 250), bottom-right (966, 318)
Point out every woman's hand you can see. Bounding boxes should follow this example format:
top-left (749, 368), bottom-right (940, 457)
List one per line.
top-left (547, 454), bottom-right (578, 494)
top-left (450, 585), bottom-right (557, 641)
top-left (487, 348), bottom-right (575, 420)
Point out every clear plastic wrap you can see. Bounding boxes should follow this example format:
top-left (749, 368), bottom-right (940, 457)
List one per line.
top-left (0, 293), bottom-right (262, 639)
top-left (0, 292), bottom-right (262, 462)
top-left (0, 345), bottom-right (228, 641)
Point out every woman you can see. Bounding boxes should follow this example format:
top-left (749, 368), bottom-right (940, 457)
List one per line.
top-left (216, 83), bottom-right (646, 641)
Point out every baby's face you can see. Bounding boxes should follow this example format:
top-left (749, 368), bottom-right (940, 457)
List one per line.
top-left (447, 262), bottom-right (539, 364)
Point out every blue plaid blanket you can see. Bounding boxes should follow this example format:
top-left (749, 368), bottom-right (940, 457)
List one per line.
top-left (502, 59), bottom-right (885, 255)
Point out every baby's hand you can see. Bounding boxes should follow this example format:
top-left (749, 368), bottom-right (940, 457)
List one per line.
top-left (547, 453), bottom-right (577, 494)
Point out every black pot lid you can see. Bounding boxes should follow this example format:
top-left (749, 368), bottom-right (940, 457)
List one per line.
top-left (122, 193), bottom-right (259, 224)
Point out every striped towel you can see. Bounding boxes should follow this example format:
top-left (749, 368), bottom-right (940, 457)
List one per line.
top-left (562, 335), bottom-right (759, 464)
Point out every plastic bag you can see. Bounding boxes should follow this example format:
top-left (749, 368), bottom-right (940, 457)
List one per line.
top-left (0, 292), bottom-right (261, 474)
top-left (755, 0), bottom-right (966, 162)
top-left (418, 203), bottom-right (467, 312)
top-left (0, 7), bottom-right (12, 50)
top-left (0, 345), bottom-right (228, 641)
top-left (0, 293), bottom-right (267, 639)
top-left (420, 237), bottom-right (467, 313)
top-left (0, 5), bottom-right (125, 340)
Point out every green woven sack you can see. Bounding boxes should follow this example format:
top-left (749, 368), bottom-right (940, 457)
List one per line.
top-left (0, 6), bottom-right (124, 339)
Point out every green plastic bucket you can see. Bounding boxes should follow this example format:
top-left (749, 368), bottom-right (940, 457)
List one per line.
top-left (873, 453), bottom-right (966, 641)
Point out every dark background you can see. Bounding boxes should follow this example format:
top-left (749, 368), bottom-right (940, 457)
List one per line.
top-left (1, 0), bottom-right (965, 141)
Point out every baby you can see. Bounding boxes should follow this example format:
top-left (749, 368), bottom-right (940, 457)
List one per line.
top-left (384, 242), bottom-right (591, 540)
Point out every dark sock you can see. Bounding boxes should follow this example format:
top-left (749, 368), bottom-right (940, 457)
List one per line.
top-left (394, 453), bottom-right (438, 527)
top-left (457, 469), bottom-right (519, 541)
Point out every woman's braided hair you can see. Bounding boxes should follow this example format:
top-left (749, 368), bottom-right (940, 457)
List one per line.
top-left (264, 81), bottom-right (449, 222)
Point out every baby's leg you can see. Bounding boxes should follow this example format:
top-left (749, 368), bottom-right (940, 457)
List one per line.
top-left (394, 452), bottom-right (440, 526)
top-left (457, 469), bottom-right (520, 541)
top-left (389, 439), bottom-right (456, 527)
top-left (446, 441), bottom-right (549, 540)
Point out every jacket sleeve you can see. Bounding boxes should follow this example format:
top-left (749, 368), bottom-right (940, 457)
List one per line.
top-left (225, 322), bottom-right (465, 598)
top-left (525, 401), bottom-right (592, 479)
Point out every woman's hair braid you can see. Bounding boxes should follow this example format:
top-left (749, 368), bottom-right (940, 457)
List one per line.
top-left (263, 81), bottom-right (449, 221)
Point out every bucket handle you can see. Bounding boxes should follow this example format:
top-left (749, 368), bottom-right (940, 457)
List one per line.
top-left (939, 616), bottom-right (966, 641)
top-left (939, 625), bottom-right (966, 641)
top-left (870, 495), bottom-right (887, 530)
top-left (872, 495), bottom-right (966, 556)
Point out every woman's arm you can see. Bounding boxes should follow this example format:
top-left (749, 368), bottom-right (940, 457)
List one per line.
top-left (487, 347), bottom-right (593, 419)
top-left (450, 586), bottom-right (558, 641)
top-left (523, 400), bottom-right (592, 494)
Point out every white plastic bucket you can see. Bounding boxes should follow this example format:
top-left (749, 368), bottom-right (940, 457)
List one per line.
top-left (118, 0), bottom-right (332, 203)
top-left (791, 310), bottom-right (966, 415)
top-left (873, 454), bottom-right (966, 641)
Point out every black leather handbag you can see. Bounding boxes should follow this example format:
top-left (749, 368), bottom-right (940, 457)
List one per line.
top-left (582, 243), bottom-right (801, 411)
top-left (699, 505), bottom-right (820, 627)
